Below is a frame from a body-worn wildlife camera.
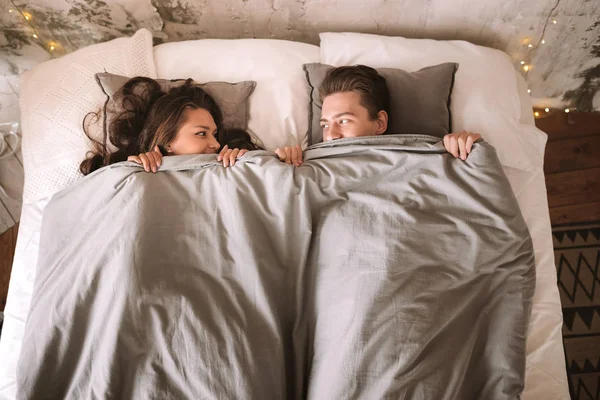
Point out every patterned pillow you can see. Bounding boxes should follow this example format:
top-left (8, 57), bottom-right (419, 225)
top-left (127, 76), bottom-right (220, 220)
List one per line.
top-left (19, 28), bottom-right (156, 201)
top-left (95, 73), bottom-right (256, 131)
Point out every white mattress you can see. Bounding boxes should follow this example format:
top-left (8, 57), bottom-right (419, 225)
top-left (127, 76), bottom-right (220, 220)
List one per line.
top-left (0, 73), bottom-right (569, 399)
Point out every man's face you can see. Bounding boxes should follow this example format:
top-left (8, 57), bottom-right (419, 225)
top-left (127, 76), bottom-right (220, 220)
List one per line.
top-left (320, 91), bottom-right (387, 142)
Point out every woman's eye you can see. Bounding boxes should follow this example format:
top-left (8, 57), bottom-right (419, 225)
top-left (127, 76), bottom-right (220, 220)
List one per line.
top-left (195, 131), bottom-right (206, 137)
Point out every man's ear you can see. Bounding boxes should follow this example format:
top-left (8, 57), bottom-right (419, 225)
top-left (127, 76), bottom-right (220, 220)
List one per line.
top-left (375, 110), bottom-right (388, 135)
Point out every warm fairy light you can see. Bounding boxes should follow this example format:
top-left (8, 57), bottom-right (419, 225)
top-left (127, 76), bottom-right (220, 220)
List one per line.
top-left (32, 33), bottom-right (38, 38)
top-left (541, 40), bottom-right (546, 44)
top-left (552, 20), bottom-right (557, 24)
top-left (522, 38), bottom-right (530, 45)
top-left (527, 89), bottom-right (531, 93)
top-left (545, 108), bottom-right (550, 112)
top-left (8, 9), bottom-right (13, 13)
top-left (49, 45), bottom-right (55, 51)
top-left (523, 65), bottom-right (530, 72)
top-left (22, 12), bottom-right (31, 20)
top-left (520, 61), bottom-right (526, 65)
top-left (534, 112), bottom-right (540, 117)
top-left (528, 44), bottom-right (533, 48)
top-left (565, 108), bottom-right (570, 113)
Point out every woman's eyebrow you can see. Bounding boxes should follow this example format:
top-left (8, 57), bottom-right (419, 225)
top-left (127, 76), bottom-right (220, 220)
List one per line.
top-left (193, 125), bottom-right (211, 130)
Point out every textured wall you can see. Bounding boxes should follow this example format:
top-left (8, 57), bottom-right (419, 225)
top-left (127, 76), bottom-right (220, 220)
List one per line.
top-left (0, 0), bottom-right (599, 119)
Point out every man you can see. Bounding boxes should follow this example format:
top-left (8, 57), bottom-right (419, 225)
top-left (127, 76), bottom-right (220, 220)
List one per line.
top-left (276, 65), bottom-right (481, 166)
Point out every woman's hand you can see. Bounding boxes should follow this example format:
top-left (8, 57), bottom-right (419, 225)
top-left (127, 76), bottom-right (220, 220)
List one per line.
top-left (274, 145), bottom-right (303, 166)
top-left (128, 145), bottom-right (162, 173)
top-left (218, 145), bottom-right (249, 168)
top-left (443, 131), bottom-right (482, 160)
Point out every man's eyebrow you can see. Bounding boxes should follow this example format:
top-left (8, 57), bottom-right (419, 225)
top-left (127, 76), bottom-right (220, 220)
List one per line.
top-left (319, 112), bottom-right (355, 122)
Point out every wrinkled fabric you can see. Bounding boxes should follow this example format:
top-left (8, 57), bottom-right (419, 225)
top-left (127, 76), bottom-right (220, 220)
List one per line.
top-left (17, 135), bottom-right (535, 400)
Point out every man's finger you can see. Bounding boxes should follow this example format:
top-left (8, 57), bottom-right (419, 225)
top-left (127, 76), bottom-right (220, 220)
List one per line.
top-left (449, 136), bottom-right (459, 158)
top-left (466, 135), bottom-right (475, 154)
top-left (291, 145), bottom-right (299, 166)
top-left (275, 148), bottom-right (287, 161)
top-left (458, 135), bottom-right (468, 160)
top-left (284, 148), bottom-right (293, 164)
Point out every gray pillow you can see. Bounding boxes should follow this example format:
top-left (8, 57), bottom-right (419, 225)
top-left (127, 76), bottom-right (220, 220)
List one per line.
top-left (95, 72), bottom-right (256, 130)
top-left (303, 62), bottom-right (458, 145)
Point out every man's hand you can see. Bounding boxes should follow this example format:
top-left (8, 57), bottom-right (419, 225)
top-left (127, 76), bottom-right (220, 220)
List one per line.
top-left (274, 145), bottom-right (303, 166)
top-left (443, 131), bottom-right (482, 161)
top-left (128, 145), bottom-right (162, 173)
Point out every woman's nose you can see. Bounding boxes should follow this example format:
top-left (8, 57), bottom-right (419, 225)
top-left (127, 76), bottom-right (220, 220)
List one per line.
top-left (209, 137), bottom-right (220, 149)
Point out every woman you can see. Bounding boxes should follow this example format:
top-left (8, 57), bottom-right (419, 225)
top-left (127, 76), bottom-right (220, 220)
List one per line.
top-left (80, 77), bottom-right (259, 175)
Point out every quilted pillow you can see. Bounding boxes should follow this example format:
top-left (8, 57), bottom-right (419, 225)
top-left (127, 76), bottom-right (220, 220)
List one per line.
top-left (20, 28), bottom-right (157, 201)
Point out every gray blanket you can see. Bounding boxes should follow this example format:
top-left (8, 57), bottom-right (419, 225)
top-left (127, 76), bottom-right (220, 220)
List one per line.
top-left (17, 135), bottom-right (535, 400)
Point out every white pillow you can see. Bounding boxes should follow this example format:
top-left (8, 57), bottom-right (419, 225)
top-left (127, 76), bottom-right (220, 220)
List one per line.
top-left (319, 32), bottom-right (544, 171)
top-left (153, 39), bottom-right (320, 151)
top-left (20, 28), bottom-right (157, 202)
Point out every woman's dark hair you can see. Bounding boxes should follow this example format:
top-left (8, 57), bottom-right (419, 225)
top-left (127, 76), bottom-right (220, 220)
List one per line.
top-left (80, 77), bottom-right (256, 175)
top-left (319, 65), bottom-right (390, 120)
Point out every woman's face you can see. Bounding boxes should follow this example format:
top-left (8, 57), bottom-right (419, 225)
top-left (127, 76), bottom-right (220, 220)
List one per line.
top-left (167, 108), bottom-right (220, 155)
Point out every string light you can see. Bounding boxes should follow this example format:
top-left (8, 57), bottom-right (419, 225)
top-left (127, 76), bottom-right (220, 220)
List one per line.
top-left (564, 108), bottom-right (570, 113)
top-left (534, 111), bottom-right (540, 117)
top-left (8, 1), bottom-right (60, 57)
top-left (527, 89), bottom-right (531, 93)
top-left (520, 61), bottom-right (526, 65)
top-left (528, 44), bottom-right (533, 48)
top-left (523, 65), bottom-right (530, 72)
top-left (541, 40), bottom-right (546, 44)
top-left (545, 107), bottom-right (550, 112)
top-left (552, 20), bottom-right (557, 24)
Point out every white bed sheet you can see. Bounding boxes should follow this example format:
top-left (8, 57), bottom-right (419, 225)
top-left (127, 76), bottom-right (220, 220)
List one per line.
top-left (0, 72), bottom-right (569, 399)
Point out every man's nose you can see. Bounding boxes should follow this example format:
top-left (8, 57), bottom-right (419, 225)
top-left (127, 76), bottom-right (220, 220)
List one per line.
top-left (329, 124), bottom-right (343, 139)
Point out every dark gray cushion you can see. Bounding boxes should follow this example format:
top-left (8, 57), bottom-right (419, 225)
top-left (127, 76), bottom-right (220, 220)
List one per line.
top-left (95, 73), bottom-right (256, 130)
top-left (303, 62), bottom-right (458, 145)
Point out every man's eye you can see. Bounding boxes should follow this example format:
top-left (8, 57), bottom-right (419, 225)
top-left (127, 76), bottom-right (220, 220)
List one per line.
top-left (321, 124), bottom-right (329, 130)
top-left (340, 119), bottom-right (349, 124)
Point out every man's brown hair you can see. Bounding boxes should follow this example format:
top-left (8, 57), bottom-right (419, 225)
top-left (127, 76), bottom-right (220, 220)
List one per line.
top-left (319, 65), bottom-right (390, 120)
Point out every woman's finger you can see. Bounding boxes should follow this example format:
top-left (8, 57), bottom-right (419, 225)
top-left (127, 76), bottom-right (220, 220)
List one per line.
top-left (146, 152), bottom-right (159, 172)
top-left (154, 145), bottom-right (163, 166)
top-left (229, 148), bottom-right (240, 166)
top-left (284, 148), bottom-right (293, 164)
top-left (218, 145), bottom-right (229, 162)
top-left (139, 153), bottom-right (151, 172)
top-left (127, 155), bottom-right (141, 164)
top-left (223, 150), bottom-right (231, 167)
top-left (237, 149), bottom-right (249, 158)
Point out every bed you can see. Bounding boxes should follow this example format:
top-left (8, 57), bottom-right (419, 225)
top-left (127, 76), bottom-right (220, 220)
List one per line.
top-left (0, 29), bottom-right (569, 399)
